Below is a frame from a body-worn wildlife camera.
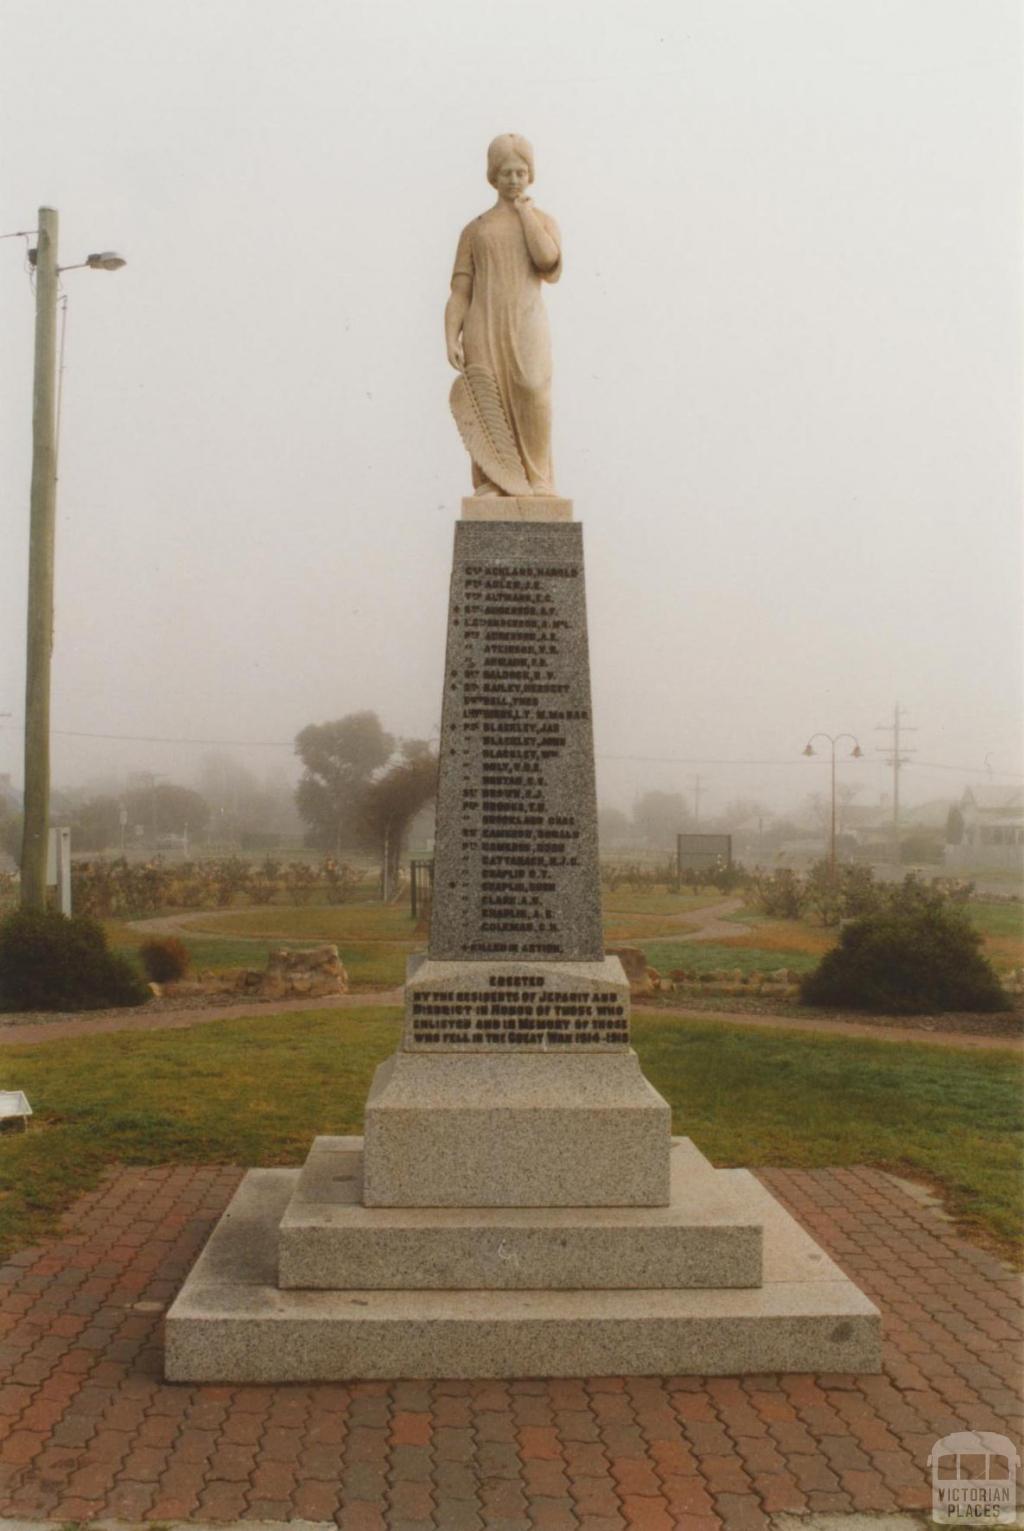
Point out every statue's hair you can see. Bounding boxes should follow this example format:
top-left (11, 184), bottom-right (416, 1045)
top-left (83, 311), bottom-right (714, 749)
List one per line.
top-left (486, 133), bottom-right (535, 187)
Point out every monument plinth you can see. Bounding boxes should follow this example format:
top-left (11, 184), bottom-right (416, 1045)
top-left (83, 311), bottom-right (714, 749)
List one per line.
top-left (165, 133), bottom-right (880, 1382)
top-left (362, 508), bottom-right (672, 1212)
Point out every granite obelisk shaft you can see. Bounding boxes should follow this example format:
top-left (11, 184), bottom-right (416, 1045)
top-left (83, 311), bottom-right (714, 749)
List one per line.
top-left (429, 520), bottom-right (603, 962)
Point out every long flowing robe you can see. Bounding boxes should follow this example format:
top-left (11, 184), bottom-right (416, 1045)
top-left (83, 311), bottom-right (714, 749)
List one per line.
top-left (452, 204), bottom-right (562, 493)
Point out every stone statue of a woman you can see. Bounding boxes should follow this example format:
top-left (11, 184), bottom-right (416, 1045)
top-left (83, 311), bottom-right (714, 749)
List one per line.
top-left (445, 133), bottom-right (562, 498)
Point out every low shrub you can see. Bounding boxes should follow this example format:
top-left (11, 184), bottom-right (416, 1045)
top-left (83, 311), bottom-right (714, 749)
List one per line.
top-left (800, 903), bottom-right (1011, 1015)
top-left (0, 908), bottom-right (149, 1012)
top-left (749, 866), bottom-right (808, 919)
top-left (138, 935), bottom-right (190, 983)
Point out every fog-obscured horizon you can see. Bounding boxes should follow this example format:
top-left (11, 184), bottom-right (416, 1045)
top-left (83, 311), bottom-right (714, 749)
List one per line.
top-left (1, 0), bottom-right (1020, 827)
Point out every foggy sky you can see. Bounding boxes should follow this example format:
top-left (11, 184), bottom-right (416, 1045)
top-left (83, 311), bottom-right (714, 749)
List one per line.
top-left (1, 0), bottom-right (1021, 820)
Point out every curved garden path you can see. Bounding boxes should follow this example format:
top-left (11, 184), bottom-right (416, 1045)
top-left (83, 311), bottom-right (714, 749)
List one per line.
top-left (1, 986), bottom-right (1016, 1051)
top-left (602, 895), bottom-right (755, 947)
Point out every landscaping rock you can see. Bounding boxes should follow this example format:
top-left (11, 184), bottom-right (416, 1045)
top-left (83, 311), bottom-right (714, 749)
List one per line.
top-left (607, 945), bottom-right (656, 996)
top-left (235, 944), bottom-right (349, 999)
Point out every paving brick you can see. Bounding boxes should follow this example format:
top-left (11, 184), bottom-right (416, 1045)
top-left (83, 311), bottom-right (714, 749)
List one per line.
top-left (820, 1433), bottom-right (873, 1471)
top-left (841, 1467), bottom-right (900, 1509)
top-left (750, 1469), bottom-right (808, 1513)
top-left (250, 1458), bottom-right (300, 1500)
top-left (245, 1496), bottom-right (298, 1520)
top-left (618, 1494), bottom-right (677, 1528)
top-left (205, 1439), bottom-right (260, 1481)
top-left (479, 1439), bottom-right (524, 1479)
top-left (0, 1430), bottom-right (45, 1467)
top-left (714, 1490), bottom-right (771, 1530)
top-left (556, 1407), bottom-right (602, 1442)
top-left (433, 1459), bottom-right (482, 1501)
top-left (435, 1423), bottom-right (476, 1461)
top-left (390, 1442), bottom-right (433, 1482)
top-left (602, 1423), bottom-right (649, 1460)
top-left (389, 1477), bottom-right (435, 1519)
top-left (261, 1421), bottom-right (305, 1461)
top-left (686, 1419), bottom-right (735, 1457)
top-left (153, 1459), bottom-right (207, 1510)
top-left (515, 1393), bottom-right (558, 1427)
top-left (611, 1457), bottom-right (663, 1497)
top-left (521, 1423), bottom-right (564, 1459)
top-left (523, 1457), bottom-right (572, 1498)
top-left (391, 1407), bottom-right (432, 1445)
top-left (346, 1423), bottom-right (390, 1464)
top-left (431, 1500), bottom-right (483, 1524)
top-left (787, 1452), bottom-right (843, 1493)
top-left (479, 1480), bottom-right (533, 1524)
top-left (341, 1461), bottom-right (389, 1504)
top-left (102, 1477), bottom-right (158, 1519)
top-left (806, 1487), bottom-right (855, 1513)
top-left (528, 1496), bottom-right (580, 1529)
top-left (660, 1472), bottom-right (716, 1515)
top-left (733, 1435), bottom-right (786, 1475)
top-left (699, 1453), bottom-right (752, 1494)
top-left (477, 1408), bottom-right (520, 1442)
top-left (432, 1500), bottom-right (485, 1530)
top-left (571, 1480), bottom-right (625, 1516)
top-left (298, 1439), bottom-right (346, 1478)
top-left (0, 1158), bottom-right (1019, 1530)
top-left (48, 1495), bottom-right (107, 1521)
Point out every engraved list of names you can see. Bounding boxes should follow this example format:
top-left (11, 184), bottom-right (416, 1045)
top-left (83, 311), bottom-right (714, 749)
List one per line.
top-left (429, 522), bottom-right (603, 961)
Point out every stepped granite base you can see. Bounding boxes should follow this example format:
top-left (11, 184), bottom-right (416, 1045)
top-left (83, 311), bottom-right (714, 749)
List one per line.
top-left (164, 1138), bottom-right (880, 1381)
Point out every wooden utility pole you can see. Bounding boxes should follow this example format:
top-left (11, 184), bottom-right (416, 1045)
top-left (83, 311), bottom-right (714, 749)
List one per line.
top-left (876, 703), bottom-right (917, 865)
top-left (21, 207), bottom-right (59, 910)
top-left (689, 773), bottom-right (703, 827)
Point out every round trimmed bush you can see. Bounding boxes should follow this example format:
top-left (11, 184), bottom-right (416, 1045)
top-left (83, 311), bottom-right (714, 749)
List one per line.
top-left (0, 907), bottom-right (148, 1012)
top-left (800, 904), bottom-right (1010, 1015)
top-left (139, 935), bottom-right (190, 983)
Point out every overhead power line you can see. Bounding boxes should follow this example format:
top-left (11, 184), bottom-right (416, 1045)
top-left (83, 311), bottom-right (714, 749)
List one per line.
top-left (0, 726), bottom-right (1020, 780)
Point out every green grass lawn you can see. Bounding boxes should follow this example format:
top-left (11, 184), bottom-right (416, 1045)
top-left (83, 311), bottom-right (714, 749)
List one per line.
top-left (105, 893), bottom-right (734, 992)
top-left (101, 890), bottom-right (1023, 995)
top-left (0, 1008), bottom-right (1019, 1265)
top-left (180, 904), bottom-right (420, 942)
top-left (967, 901), bottom-right (1024, 939)
top-left (105, 905), bottom-right (420, 990)
top-left (637, 940), bottom-right (819, 976)
top-left (718, 897), bottom-right (1023, 975)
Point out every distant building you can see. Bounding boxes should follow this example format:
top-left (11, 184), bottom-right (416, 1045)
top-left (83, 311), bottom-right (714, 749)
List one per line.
top-left (946, 785), bottom-right (1024, 872)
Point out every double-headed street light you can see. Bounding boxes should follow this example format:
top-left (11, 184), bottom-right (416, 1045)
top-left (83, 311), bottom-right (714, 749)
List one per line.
top-left (803, 732), bottom-right (863, 879)
top-left (20, 207), bottom-right (126, 909)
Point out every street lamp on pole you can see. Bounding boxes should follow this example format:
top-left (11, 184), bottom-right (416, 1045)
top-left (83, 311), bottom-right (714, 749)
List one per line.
top-left (802, 732), bottom-right (863, 880)
top-left (19, 207), bottom-right (126, 909)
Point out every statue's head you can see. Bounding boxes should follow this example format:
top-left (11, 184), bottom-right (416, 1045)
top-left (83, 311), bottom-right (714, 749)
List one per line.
top-left (486, 133), bottom-right (535, 192)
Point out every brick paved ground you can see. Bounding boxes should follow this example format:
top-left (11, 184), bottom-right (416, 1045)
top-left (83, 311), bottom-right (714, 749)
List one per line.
top-left (0, 1163), bottom-right (1020, 1530)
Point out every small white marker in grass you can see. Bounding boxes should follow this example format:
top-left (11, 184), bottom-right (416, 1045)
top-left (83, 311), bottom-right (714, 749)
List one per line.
top-left (0, 1090), bottom-right (32, 1130)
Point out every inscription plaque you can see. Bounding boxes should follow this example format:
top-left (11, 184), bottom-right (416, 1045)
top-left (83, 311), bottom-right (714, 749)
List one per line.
top-left (406, 966), bottom-right (629, 1050)
top-left (429, 521), bottom-right (603, 963)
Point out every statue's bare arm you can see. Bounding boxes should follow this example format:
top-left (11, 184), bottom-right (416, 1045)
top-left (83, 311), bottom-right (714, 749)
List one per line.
top-left (445, 274), bottom-right (471, 370)
top-left (515, 198), bottom-right (559, 273)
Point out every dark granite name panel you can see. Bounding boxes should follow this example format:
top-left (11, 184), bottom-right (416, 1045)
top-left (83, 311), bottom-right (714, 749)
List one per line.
top-left (429, 521), bottom-right (603, 961)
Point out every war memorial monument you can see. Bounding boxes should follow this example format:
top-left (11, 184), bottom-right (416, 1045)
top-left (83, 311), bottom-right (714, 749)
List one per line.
top-left (166, 136), bottom-right (880, 1381)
